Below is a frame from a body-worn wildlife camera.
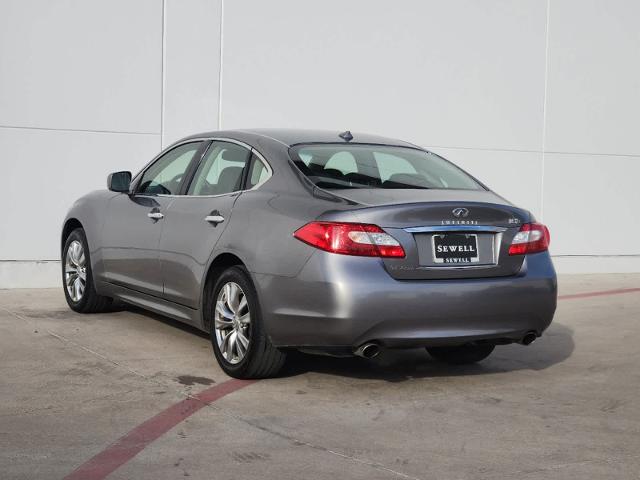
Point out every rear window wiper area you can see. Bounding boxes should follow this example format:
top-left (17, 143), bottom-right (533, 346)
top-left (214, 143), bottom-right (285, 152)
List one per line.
top-left (309, 176), bottom-right (369, 189)
top-left (381, 182), bottom-right (430, 190)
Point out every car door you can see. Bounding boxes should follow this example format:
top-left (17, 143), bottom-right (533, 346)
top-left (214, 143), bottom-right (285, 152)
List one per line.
top-left (100, 141), bottom-right (204, 296)
top-left (158, 140), bottom-right (257, 308)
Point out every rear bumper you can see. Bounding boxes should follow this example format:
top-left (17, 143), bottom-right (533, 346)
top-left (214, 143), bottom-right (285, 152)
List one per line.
top-left (253, 251), bottom-right (557, 349)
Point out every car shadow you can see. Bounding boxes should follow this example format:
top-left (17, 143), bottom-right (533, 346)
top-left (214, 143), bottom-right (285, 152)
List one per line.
top-left (121, 305), bottom-right (574, 383)
top-left (124, 305), bottom-right (211, 340)
top-left (280, 323), bottom-right (575, 382)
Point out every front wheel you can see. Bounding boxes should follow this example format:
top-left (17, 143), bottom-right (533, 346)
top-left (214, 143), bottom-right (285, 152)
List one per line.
top-left (62, 228), bottom-right (112, 313)
top-left (209, 266), bottom-right (286, 379)
top-left (426, 344), bottom-right (495, 365)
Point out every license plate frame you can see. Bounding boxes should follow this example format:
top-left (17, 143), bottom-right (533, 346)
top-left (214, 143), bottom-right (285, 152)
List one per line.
top-left (432, 233), bottom-right (480, 264)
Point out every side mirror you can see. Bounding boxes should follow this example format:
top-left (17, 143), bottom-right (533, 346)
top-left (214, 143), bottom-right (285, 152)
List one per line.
top-left (107, 171), bottom-right (132, 193)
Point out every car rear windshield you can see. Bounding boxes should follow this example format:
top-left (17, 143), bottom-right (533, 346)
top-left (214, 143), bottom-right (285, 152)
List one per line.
top-left (290, 144), bottom-right (483, 190)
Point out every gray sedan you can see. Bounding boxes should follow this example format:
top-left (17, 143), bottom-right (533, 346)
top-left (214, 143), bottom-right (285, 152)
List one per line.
top-left (61, 129), bottom-right (557, 378)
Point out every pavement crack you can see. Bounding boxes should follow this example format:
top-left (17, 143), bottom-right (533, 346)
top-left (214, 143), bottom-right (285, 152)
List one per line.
top-left (1, 304), bottom-right (424, 480)
top-left (202, 406), bottom-right (425, 480)
top-left (504, 452), bottom-right (640, 479)
top-left (0, 305), bottom-right (174, 393)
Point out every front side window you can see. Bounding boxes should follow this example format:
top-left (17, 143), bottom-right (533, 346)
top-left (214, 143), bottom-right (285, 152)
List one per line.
top-left (188, 142), bottom-right (251, 196)
top-left (137, 142), bottom-right (201, 195)
top-left (290, 144), bottom-right (483, 191)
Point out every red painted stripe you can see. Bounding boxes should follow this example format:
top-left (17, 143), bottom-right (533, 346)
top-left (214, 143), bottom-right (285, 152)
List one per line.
top-left (558, 287), bottom-right (640, 301)
top-left (63, 378), bottom-right (255, 480)
top-left (62, 286), bottom-right (639, 480)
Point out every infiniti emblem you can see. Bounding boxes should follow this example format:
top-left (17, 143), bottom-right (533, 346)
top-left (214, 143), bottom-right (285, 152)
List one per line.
top-left (452, 207), bottom-right (469, 218)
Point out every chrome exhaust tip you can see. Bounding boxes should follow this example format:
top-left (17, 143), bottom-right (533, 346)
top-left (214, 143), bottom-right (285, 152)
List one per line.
top-left (520, 332), bottom-right (537, 346)
top-left (353, 343), bottom-right (381, 359)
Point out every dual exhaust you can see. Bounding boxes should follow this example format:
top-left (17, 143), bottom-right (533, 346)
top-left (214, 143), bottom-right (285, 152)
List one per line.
top-left (354, 332), bottom-right (537, 358)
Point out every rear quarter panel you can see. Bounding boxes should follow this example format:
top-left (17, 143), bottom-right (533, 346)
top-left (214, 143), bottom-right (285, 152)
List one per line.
top-left (215, 188), bottom-right (325, 277)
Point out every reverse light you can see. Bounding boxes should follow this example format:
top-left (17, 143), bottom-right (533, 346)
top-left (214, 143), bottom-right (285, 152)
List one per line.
top-left (508, 223), bottom-right (550, 255)
top-left (293, 222), bottom-right (405, 258)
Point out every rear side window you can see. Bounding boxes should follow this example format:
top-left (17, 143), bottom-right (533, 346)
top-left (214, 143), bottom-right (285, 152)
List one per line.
top-left (188, 142), bottom-right (250, 196)
top-left (247, 154), bottom-right (271, 189)
top-left (290, 144), bottom-right (482, 191)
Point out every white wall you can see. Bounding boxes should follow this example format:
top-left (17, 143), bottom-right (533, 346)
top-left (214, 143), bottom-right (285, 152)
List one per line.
top-left (1, 0), bottom-right (639, 288)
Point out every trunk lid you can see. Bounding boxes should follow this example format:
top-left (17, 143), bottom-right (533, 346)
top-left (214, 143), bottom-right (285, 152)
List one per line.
top-left (322, 188), bottom-right (531, 280)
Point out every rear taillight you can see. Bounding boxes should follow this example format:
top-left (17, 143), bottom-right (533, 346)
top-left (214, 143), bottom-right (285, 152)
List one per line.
top-left (508, 222), bottom-right (550, 255)
top-left (294, 222), bottom-right (405, 258)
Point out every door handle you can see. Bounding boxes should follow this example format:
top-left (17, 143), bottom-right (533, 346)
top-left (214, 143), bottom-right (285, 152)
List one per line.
top-left (205, 215), bottom-right (225, 224)
top-left (147, 212), bottom-right (164, 220)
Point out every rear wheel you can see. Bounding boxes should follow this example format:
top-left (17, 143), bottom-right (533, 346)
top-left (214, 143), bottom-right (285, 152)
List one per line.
top-left (209, 266), bottom-right (286, 379)
top-left (62, 228), bottom-right (112, 313)
top-left (427, 344), bottom-right (495, 365)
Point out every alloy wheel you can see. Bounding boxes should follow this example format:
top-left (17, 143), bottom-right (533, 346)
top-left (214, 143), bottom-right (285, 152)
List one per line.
top-left (214, 282), bottom-right (251, 364)
top-left (65, 240), bottom-right (86, 302)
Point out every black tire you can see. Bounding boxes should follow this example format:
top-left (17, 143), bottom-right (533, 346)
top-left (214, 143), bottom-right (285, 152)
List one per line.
top-left (62, 228), bottom-right (113, 313)
top-left (427, 344), bottom-right (495, 365)
top-left (209, 266), bottom-right (286, 379)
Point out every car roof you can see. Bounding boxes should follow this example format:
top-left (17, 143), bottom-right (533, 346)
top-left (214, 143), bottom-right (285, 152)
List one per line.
top-left (180, 128), bottom-right (420, 149)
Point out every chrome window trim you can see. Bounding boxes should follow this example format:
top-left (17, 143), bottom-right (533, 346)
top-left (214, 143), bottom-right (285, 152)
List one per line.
top-left (404, 225), bottom-right (508, 233)
top-left (157, 191), bottom-right (240, 199)
top-left (131, 137), bottom-right (273, 199)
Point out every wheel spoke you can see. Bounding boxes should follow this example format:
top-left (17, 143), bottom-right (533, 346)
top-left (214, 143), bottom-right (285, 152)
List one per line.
top-left (215, 317), bottom-right (233, 330)
top-left (228, 331), bottom-right (238, 360)
top-left (72, 242), bottom-right (80, 266)
top-left (220, 330), bottom-right (232, 358)
top-left (236, 330), bottom-right (249, 351)
top-left (216, 300), bottom-right (234, 319)
top-left (74, 278), bottom-right (82, 300)
top-left (238, 313), bottom-right (250, 326)
top-left (215, 303), bottom-right (234, 330)
top-left (223, 284), bottom-right (235, 314)
top-left (235, 335), bottom-right (246, 357)
top-left (238, 296), bottom-right (248, 314)
top-left (229, 283), bottom-right (242, 312)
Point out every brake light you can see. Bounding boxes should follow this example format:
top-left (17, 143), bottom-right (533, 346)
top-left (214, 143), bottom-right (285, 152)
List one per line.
top-left (508, 223), bottom-right (550, 255)
top-left (294, 222), bottom-right (405, 258)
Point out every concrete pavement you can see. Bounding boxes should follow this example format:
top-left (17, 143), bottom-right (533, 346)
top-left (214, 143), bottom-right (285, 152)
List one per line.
top-left (1, 274), bottom-right (639, 479)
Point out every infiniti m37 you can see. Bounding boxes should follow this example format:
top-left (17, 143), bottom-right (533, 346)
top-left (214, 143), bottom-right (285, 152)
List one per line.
top-left (61, 129), bottom-right (557, 378)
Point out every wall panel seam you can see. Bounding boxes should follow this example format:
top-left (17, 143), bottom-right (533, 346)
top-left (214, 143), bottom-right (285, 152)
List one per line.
top-left (540, 0), bottom-right (552, 222)
top-left (217, 0), bottom-right (225, 129)
top-left (426, 144), bottom-right (640, 159)
top-left (0, 125), bottom-right (160, 136)
top-left (160, 0), bottom-right (167, 148)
